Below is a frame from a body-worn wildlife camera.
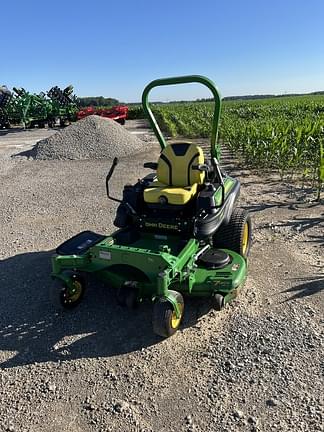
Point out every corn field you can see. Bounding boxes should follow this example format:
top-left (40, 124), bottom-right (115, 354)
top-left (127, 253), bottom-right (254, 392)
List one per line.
top-left (129, 95), bottom-right (324, 199)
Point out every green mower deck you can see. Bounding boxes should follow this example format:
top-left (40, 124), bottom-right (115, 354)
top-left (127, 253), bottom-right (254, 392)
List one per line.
top-left (52, 232), bottom-right (246, 302)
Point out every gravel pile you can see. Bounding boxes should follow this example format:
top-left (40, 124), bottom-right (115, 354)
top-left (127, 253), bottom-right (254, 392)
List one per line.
top-left (26, 115), bottom-right (149, 160)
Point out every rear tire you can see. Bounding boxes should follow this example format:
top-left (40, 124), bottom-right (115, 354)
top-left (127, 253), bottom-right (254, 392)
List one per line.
top-left (152, 291), bottom-right (184, 338)
top-left (213, 208), bottom-right (252, 258)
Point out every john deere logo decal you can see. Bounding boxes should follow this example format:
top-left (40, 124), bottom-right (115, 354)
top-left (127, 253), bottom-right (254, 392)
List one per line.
top-left (144, 221), bottom-right (178, 230)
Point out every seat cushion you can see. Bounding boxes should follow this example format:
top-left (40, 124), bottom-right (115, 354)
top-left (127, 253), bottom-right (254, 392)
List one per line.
top-left (144, 181), bottom-right (198, 205)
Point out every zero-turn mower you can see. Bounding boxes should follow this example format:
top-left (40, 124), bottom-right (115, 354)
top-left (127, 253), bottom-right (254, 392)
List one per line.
top-left (51, 75), bottom-right (252, 337)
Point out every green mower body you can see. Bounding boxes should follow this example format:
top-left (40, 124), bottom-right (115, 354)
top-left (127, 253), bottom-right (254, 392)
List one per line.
top-left (51, 75), bottom-right (252, 337)
top-left (52, 230), bottom-right (247, 308)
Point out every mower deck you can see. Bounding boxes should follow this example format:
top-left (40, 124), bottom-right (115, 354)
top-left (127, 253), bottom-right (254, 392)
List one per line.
top-left (52, 229), bottom-right (247, 303)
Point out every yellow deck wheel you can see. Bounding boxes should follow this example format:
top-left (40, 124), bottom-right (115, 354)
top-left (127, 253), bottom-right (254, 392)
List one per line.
top-left (153, 291), bottom-right (184, 337)
top-left (68, 280), bottom-right (83, 303)
top-left (60, 274), bottom-right (85, 309)
top-left (171, 303), bottom-right (184, 329)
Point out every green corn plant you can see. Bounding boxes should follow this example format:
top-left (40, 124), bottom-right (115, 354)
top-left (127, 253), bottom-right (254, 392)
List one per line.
top-left (135, 95), bottom-right (324, 199)
top-left (317, 130), bottom-right (324, 201)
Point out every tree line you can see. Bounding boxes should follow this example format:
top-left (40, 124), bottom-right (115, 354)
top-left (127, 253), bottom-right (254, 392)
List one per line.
top-left (77, 96), bottom-right (120, 107)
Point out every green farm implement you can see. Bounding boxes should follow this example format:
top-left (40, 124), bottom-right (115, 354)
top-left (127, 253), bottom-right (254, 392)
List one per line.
top-left (47, 85), bottom-right (78, 127)
top-left (7, 87), bottom-right (50, 128)
top-left (51, 75), bottom-right (252, 337)
top-left (0, 84), bottom-right (78, 129)
top-left (0, 86), bottom-right (12, 129)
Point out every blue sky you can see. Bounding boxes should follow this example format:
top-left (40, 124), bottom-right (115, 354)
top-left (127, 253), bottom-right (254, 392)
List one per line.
top-left (1, 0), bottom-right (323, 102)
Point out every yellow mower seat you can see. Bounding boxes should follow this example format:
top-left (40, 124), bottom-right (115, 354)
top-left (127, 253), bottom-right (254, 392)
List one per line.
top-left (144, 143), bottom-right (205, 205)
top-left (144, 182), bottom-right (198, 205)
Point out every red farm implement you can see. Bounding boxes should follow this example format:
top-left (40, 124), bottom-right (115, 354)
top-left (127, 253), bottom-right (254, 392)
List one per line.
top-left (77, 105), bottom-right (128, 125)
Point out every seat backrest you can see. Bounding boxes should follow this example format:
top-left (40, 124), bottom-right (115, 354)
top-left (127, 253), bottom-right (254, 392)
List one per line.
top-left (157, 143), bottom-right (205, 187)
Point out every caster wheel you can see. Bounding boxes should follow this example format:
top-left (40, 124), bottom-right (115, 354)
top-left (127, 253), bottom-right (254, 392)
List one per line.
top-left (212, 293), bottom-right (225, 311)
top-left (117, 282), bottom-right (138, 309)
top-left (152, 291), bottom-right (184, 338)
top-left (60, 274), bottom-right (85, 309)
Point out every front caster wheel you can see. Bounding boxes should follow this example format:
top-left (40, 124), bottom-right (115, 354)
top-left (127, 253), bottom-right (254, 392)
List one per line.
top-left (116, 282), bottom-right (138, 309)
top-left (212, 293), bottom-right (225, 311)
top-left (60, 274), bottom-right (85, 309)
top-left (152, 291), bottom-right (184, 338)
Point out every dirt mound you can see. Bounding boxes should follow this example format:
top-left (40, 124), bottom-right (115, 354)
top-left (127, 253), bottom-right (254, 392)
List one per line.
top-left (26, 116), bottom-right (149, 160)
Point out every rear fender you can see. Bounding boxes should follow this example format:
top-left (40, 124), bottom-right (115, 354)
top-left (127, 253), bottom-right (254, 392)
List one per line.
top-left (222, 180), bottom-right (240, 224)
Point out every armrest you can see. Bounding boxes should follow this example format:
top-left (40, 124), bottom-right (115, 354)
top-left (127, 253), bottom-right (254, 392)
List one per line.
top-left (192, 163), bottom-right (209, 172)
top-left (143, 162), bottom-right (158, 170)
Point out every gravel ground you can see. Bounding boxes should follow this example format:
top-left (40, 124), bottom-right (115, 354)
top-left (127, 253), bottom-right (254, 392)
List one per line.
top-left (0, 121), bottom-right (323, 432)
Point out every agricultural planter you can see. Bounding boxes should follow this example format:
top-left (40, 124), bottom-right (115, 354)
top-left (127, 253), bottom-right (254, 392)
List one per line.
top-left (51, 75), bottom-right (252, 337)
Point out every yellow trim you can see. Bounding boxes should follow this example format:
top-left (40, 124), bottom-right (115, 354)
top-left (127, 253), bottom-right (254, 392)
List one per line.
top-left (68, 280), bottom-right (83, 302)
top-left (242, 222), bottom-right (249, 256)
top-left (171, 304), bottom-right (183, 329)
